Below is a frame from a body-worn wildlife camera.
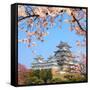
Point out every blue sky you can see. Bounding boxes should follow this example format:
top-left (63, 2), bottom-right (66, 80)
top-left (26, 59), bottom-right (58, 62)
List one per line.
top-left (18, 10), bottom-right (85, 68)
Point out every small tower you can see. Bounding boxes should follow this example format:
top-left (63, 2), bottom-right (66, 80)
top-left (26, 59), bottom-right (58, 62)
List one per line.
top-left (32, 55), bottom-right (45, 70)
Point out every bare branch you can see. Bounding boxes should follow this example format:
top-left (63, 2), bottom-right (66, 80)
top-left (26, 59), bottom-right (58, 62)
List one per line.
top-left (71, 12), bottom-right (86, 32)
top-left (18, 15), bottom-right (39, 22)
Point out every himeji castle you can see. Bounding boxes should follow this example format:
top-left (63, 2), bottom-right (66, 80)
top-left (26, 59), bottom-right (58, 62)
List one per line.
top-left (31, 41), bottom-right (82, 74)
top-left (31, 55), bottom-right (59, 70)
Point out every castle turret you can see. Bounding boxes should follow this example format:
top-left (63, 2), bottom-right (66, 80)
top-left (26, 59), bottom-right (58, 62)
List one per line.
top-left (54, 41), bottom-right (73, 73)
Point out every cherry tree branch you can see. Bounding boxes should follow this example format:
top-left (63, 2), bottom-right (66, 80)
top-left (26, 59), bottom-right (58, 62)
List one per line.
top-left (18, 14), bottom-right (39, 22)
top-left (71, 12), bottom-right (86, 32)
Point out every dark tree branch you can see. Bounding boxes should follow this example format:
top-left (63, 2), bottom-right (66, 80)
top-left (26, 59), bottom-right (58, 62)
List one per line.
top-left (18, 15), bottom-right (39, 22)
top-left (71, 12), bottom-right (86, 32)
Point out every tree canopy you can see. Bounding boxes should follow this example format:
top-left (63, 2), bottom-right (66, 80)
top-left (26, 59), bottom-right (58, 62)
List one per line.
top-left (18, 5), bottom-right (87, 48)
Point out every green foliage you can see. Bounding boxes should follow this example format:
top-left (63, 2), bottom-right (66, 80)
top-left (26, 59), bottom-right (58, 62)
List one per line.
top-left (39, 69), bottom-right (47, 82)
top-left (51, 78), bottom-right (62, 83)
top-left (33, 70), bottom-right (40, 79)
top-left (46, 69), bottom-right (52, 80)
top-left (39, 69), bottom-right (52, 83)
top-left (19, 68), bottom-right (86, 85)
top-left (29, 76), bottom-right (44, 84)
top-left (63, 73), bottom-right (87, 82)
top-left (34, 79), bottom-right (44, 84)
top-left (24, 69), bottom-right (52, 84)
